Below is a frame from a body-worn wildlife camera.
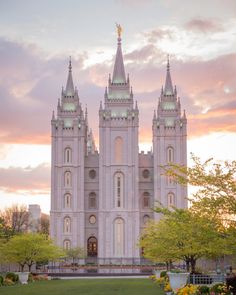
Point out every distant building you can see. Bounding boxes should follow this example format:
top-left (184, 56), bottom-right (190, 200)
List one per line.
top-left (50, 31), bottom-right (187, 263)
top-left (28, 204), bottom-right (41, 232)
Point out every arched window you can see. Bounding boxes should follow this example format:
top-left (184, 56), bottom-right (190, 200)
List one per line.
top-left (64, 194), bottom-right (71, 209)
top-left (114, 172), bottom-right (124, 208)
top-left (63, 239), bottom-right (71, 250)
top-left (167, 192), bottom-right (175, 207)
top-left (143, 215), bottom-right (150, 225)
top-left (64, 147), bottom-right (72, 163)
top-left (143, 192), bottom-right (150, 208)
top-left (115, 137), bottom-right (123, 164)
top-left (64, 171), bottom-right (72, 187)
top-left (167, 146), bottom-right (174, 163)
top-left (114, 218), bottom-right (124, 257)
top-left (64, 217), bottom-right (71, 233)
top-left (89, 192), bottom-right (96, 209)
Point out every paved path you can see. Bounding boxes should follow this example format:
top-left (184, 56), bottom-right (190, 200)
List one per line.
top-left (54, 276), bottom-right (149, 280)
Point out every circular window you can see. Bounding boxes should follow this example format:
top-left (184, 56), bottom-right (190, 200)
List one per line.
top-left (89, 169), bottom-right (96, 179)
top-left (142, 169), bottom-right (150, 179)
top-left (89, 215), bottom-right (96, 224)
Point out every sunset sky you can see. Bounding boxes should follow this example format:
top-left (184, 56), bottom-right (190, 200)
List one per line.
top-left (0, 0), bottom-right (236, 213)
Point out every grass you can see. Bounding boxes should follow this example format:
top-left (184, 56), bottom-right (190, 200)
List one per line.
top-left (0, 278), bottom-right (164, 295)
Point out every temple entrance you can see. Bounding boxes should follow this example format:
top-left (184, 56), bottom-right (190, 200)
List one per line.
top-left (87, 236), bottom-right (97, 257)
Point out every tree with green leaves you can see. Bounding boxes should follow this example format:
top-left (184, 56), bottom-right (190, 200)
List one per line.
top-left (1, 233), bottom-right (64, 271)
top-left (66, 247), bottom-right (86, 266)
top-left (140, 207), bottom-right (233, 272)
top-left (164, 154), bottom-right (236, 227)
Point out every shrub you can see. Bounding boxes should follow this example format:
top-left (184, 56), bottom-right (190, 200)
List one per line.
top-left (198, 285), bottom-right (210, 294)
top-left (177, 284), bottom-right (198, 295)
top-left (210, 283), bottom-right (231, 295)
top-left (33, 274), bottom-right (48, 281)
top-left (5, 272), bottom-right (19, 283)
top-left (28, 273), bottom-right (34, 283)
top-left (0, 275), bottom-right (3, 286)
top-left (160, 271), bottom-right (167, 278)
top-left (3, 278), bottom-right (15, 286)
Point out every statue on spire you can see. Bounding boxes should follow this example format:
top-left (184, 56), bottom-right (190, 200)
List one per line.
top-left (116, 23), bottom-right (123, 38)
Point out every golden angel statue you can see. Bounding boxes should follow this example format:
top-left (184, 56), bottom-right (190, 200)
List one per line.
top-left (116, 23), bottom-right (123, 38)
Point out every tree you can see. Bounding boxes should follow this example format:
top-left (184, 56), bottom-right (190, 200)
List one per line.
top-left (164, 154), bottom-right (236, 227)
top-left (66, 247), bottom-right (86, 266)
top-left (1, 233), bottom-right (64, 271)
top-left (0, 204), bottom-right (29, 236)
top-left (140, 207), bottom-right (232, 273)
top-left (39, 214), bottom-right (50, 236)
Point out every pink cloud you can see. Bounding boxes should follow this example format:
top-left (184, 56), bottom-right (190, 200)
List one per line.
top-left (184, 18), bottom-right (223, 33)
top-left (0, 163), bottom-right (50, 194)
top-left (0, 37), bottom-right (235, 146)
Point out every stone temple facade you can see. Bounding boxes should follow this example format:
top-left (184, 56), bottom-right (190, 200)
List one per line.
top-left (50, 33), bottom-right (187, 263)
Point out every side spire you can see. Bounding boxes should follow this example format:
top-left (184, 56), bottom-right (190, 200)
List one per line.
top-left (112, 24), bottom-right (126, 84)
top-left (65, 56), bottom-right (75, 96)
top-left (164, 55), bottom-right (174, 96)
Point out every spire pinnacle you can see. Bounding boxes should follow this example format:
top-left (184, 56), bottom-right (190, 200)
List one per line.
top-left (112, 24), bottom-right (126, 84)
top-left (164, 55), bottom-right (174, 96)
top-left (65, 57), bottom-right (75, 96)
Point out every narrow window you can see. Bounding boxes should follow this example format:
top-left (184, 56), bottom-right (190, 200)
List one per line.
top-left (64, 194), bottom-right (71, 209)
top-left (64, 217), bottom-right (71, 233)
top-left (114, 218), bottom-right (124, 256)
top-left (167, 146), bottom-right (174, 163)
top-left (114, 172), bottom-right (124, 208)
top-left (89, 192), bottom-right (96, 209)
top-left (143, 192), bottom-right (150, 208)
top-left (63, 239), bottom-right (71, 250)
top-left (64, 148), bottom-right (72, 163)
top-left (167, 193), bottom-right (175, 207)
top-left (65, 171), bottom-right (72, 187)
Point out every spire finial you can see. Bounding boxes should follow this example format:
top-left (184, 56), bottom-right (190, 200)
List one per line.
top-left (69, 56), bottom-right (72, 72)
top-left (116, 23), bottom-right (123, 39)
top-left (65, 56), bottom-right (74, 96)
top-left (164, 54), bottom-right (174, 96)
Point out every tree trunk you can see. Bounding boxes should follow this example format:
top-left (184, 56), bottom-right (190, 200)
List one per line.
top-left (190, 257), bottom-right (197, 273)
top-left (185, 257), bottom-right (190, 272)
top-left (20, 264), bottom-right (24, 272)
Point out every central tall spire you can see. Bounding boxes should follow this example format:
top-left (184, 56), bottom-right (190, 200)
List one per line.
top-left (164, 56), bottom-right (174, 96)
top-left (65, 57), bottom-right (75, 96)
top-left (112, 24), bottom-right (126, 84)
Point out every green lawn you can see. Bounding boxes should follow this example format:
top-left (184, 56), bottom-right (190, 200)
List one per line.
top-left (0, 278), bottom-right (164, 295)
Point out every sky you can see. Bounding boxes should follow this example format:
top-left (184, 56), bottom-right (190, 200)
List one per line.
top-left (0, 0), bottom-right (236, 213)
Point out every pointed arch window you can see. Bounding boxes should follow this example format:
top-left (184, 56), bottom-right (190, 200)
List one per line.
top-left (114, 218), bottom-right (124, 257)
top-left (64, 171), bottom-right (72, 187)
top-left (64, 216), bottom-right (71, 233)
top-left (167, 192), bottom-right (175, 207)
top-left (64, 147), bottom-right (72, 163)
top-left (89, 192), bottom-right (96, 209)
top-left (64, 194), bottom-right (71, 209)
top-left (115, 137), bottom-right (123, 164)
top-left (167, 146), bottom-right (174, 163)
top-left (114, 172), bottom-right (124, 208)
top-left (63, 239), bottom-right (71, 250)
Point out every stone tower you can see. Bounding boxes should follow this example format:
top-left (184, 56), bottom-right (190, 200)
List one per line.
top-left (152, 57), bottom-right (187, 213)
top-left (98, 28), bottom-right (140, 260)
top-left (50, 59), bottom-right (87, 249)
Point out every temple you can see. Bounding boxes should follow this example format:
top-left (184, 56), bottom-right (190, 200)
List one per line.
top-left (50, 30), bottom-right (187, 264)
